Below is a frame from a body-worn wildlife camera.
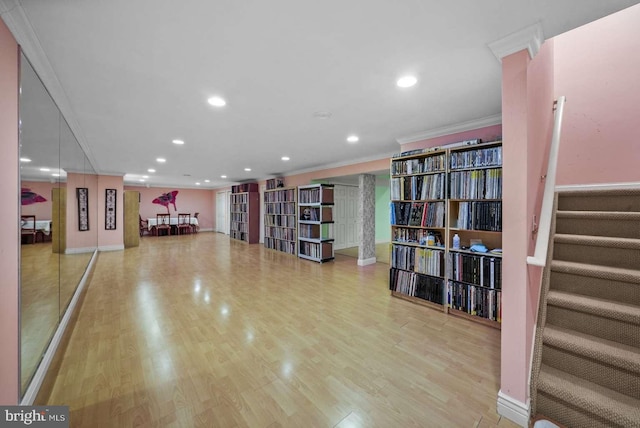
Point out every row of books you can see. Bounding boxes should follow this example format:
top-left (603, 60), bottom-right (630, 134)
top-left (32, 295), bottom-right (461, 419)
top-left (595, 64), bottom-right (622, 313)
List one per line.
top-left (449, 168), bottom-right (502, 199)
top-left (299, 224), bottom-right (334, 240)
top-left (450, 145), bottom-right (502, 170)
top-left (391, 227), bottom-right (442, 245)
top-left (389, 268), bottom-right (444, 305)
top-left (390, 173), bottom-right (446, 201)
top-left (299, 206), bottom-right (333, 222)
top-left (447, 281), bottom-right (502, 322)
top-left (390, 153), bottom-right (446, 175)
top-left (299, 188), bottom-right (334, 204)
top-left (230, 213), bottom-right (249, 223)
top-left (264, 189), bottom-right (295, 202)
top-left (265, 214), bottom-right (296, 228)
top-left (455, 201), bottom-right (502, 232)
top-left (230, 221), bottom-right (251, 233)
top-left (447, 253), bottom-right (502, 289)
top-left (264, 226), bottom-right (296, 241)
top-left (265, 202), bottom-right (296, 214)
top-left (299, 242), bottom-right (333, 259)
top-left (231, 183), bottom-right (258, 193)
top-left (264, 237), bottom-right (296, 254)
top-left (265, 178), bottom-right (285, 190)
top-left (391, 202), bottom-right (445, 228)
top-left (230, 230), bottom-right (247, 240)
top-left (391, 244), bottom-right (444, 277)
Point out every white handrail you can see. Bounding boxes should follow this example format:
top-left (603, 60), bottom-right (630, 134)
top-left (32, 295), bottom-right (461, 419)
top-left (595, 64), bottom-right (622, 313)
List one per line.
top-left (527, 96), bottom-right (566, 267)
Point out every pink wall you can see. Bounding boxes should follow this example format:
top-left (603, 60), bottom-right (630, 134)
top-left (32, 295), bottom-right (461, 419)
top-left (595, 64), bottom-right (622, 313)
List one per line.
top-left (97, 175), bottom-right (124, 249)
top-left (554, 3), bottom-right (640, 185)
top-left (400, 124), bottom-right (503, 153)
top-left (66, 173), bottom-right (99, 251)
top-left (21, 180), bottom-right (60, 220)
top-left (284, 158), bottom-right (391, 187)
top-left (126, 185), bottom-right (215, 231)
top-left (0, 17), bottom-right (19, 405)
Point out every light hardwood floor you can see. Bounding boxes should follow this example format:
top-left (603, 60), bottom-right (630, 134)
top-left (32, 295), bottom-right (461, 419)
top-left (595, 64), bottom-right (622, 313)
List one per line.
top-left (43, 233), bottom-right (516, 427)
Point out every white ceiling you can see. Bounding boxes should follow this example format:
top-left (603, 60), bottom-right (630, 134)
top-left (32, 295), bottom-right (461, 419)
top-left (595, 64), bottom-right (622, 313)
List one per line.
top-left (4, 0), bottom-right (639, 188)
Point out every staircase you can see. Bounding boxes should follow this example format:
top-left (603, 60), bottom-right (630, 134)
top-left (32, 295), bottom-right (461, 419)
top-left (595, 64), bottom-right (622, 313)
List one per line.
top-left (530, 188), bottom-right (640, 428)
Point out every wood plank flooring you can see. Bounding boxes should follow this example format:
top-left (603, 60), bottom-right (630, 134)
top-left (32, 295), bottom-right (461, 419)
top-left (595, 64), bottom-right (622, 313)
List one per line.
top-left (43, 233), bottom-right (516, 427)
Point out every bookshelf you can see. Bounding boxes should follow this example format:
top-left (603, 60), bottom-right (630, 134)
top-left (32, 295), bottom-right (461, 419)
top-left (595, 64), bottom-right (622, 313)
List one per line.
top-left (264, 186), bottom-right (297, 255)
top-left (389, 140), bottom-right (503, 328)
top-left (298, 184), bottom-right (335, 263)
top-left (230, 183), bottom-right (260, 244)
top-left (389, 149), bottom-right (447, 310)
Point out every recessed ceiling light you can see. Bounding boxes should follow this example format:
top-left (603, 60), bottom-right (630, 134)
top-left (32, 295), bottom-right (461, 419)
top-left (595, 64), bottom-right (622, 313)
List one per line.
top-left (195, 182), bottom-right (201, 186)
top-left (139, 179), bottom-right (145, 182)
top-left (221, 175), bottom-right (227, 179)
top-left (207, 96), bottom-right (226, 107)
top-left (281, 156), bottom-right (290, 161)
top-left (51, 173), bottom-right (60, 177)
top-left (244, 168), bottom-right (251, 172)
top-left (172, 139), bottom-right (185, 145)
top-left (156, 158), bottom-right (166, 163)
top-left (347, 135), bottom-right (359, 143)
top-left (39, 168), bottom-right (50, 172)
top-left (148, 168), bottom-right (156, 173)
top-left (143, 175), bottom-right (149, 179)
top-left (20, 158), bottom-right (31, 162)
top-left (204, 179), bottom-right (210, 183)
top-left (397, 75), bottom-right (417, 88)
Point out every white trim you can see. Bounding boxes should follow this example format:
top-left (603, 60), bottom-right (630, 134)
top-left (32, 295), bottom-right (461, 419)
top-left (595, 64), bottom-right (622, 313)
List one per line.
top-left (65, 246), bottom-right (97, 254)
top-left (20, 250), bottom-right (98, 405)
top-left (497, 390), bottom-right (530, 427)
top-left (556, 182), bottom-right (640, 192)
top-left (357, 257), bottom-right (377, 266)
top-left (98, 244), bottom-right (124, 252)
top-left (488, 22), bottom-right (544, 62)
top-left (396, 114), bottom-right (502, 145)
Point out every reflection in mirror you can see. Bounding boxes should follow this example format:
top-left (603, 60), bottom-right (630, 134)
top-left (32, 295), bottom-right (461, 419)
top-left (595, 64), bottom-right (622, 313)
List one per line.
top-left (19, 51), bottom-right (98, 397)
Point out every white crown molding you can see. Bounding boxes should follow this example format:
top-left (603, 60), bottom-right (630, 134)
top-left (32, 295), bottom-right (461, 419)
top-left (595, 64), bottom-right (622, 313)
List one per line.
top-left (488, 22), bottom-right (544, 62)
top-left (396, 114), bottom-right (502, 145)
top-left (0, 1), bottom-right (101, 173)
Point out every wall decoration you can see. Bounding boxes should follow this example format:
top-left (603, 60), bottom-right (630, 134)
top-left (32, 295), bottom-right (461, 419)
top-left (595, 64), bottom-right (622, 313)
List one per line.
top-left (21, 188), bottom-right (47, 205)
top-left (105, 188), bottom-right (117, 230)
top-left (152, 190), bottom-right (179, 213)
top-left (77, 187), bottom-right (89, 231)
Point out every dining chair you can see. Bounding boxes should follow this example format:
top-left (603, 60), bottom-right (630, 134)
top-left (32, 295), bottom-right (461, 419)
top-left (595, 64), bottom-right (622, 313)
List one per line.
top-left (192, 212), bottom-right (200, 233)
top-left (21, 215), bottom-right (37, 244)
top-left (139, 215), bottom-right (148, 237)
top-left (156, 213), bottom-right (171, 236)
top-left (177, 213), bottom-right (191, 235)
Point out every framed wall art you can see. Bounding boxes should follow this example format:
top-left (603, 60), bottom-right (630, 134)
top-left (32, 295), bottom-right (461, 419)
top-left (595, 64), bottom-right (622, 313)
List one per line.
top-left (77, 187), bottom-right (89, 231)
top-left (105, 188), bottom-right (117, 230)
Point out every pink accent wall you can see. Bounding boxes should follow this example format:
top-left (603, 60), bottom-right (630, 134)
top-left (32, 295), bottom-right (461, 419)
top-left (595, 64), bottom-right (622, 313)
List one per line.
top-left (66, 173), bottom-right (99, 251)
top-left (126, 185), bottom-right (215, 231)
top-left (20, 180), bottom-right (60, 220)
top-left (284, 158), bottom-right (391, 187)
top-left (97, 175), bottom-right (124, 248)
top-left (0, 17), bottom-right (19, 405)
top-left (554, 3), bottom-right (640, 185)
top-left (400, 124), bottom-right (503, 153)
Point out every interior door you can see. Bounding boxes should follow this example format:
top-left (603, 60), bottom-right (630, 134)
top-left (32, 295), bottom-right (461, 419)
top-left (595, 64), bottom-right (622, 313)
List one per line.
top-left (333, 184), bottom-right (359, 250)
top-left (216, 191), bottom-right (227, 234)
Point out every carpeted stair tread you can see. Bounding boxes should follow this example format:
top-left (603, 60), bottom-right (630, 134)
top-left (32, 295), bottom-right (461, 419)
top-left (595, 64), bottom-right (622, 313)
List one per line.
top-left (538, 364), bottom-right (640, 427)
top-left (554, 234), bottom-right (640, 249)
top-left (550, 260), bottom-right (640, 284)
top-left (556, 210), bottom-right (640, 220)
top-left (543, 325), bottom-right (640, 375)
top-left (547, 290), bottom-right (640, 324)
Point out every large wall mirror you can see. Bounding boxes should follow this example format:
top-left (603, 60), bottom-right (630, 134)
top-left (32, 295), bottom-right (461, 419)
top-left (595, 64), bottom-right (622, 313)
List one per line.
top-left (19, 51), bottom-right (98, 398)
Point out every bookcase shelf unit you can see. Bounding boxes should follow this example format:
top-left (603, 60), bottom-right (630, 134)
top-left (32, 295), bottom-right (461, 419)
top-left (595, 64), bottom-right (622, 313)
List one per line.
top-left (230, 183), bottom-right (260, 244)
top-left (264, 186), bottom-right (297, 255)
top-left (389, 140), bottom-right (503, 328)
top-left (297, 184), bottom-right (335, 263)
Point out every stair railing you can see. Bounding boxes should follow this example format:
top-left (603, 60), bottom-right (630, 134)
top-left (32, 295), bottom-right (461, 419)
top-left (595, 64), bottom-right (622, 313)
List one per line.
top-left (527, 96), bottom-right (566, 267)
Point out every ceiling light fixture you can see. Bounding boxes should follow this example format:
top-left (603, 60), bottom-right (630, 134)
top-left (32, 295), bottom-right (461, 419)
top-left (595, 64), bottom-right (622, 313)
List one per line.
top-left (139, 179), bottom-right (145, 182)
top-left (204, 179), bottom-right (210, 183)
top-left (51, 173), bottom-right (60, 177)
top-left (148, 168), bottom-right (156, 173)
top-left (207, 96), bottom-right (226, 107)
top-left (39, 168), bottom-right (50, 172)
top-left (156, 158), bottom-right (166, 163)
top-left (397, 75), bottom-right (417, 88)
top-left (195, 182), bottom-right (201, 186)
top-left (143, 175), bottom-right (149, 179)
top-left (20, 158), bottom-right (31, 162)
top-left (244, 168), bottom-right (251, 172)
top-left (221, 175), bottom-right (227, 179)
top-left (281, 156), bottom-right (290, 161)
top-left (172, 139), bottom-right (185, 145)
top-left (347, 135), bottom-right (359, 143)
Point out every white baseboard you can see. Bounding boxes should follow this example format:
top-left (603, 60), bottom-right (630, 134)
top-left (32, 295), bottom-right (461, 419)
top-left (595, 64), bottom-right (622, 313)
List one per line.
top-left (357, 257), bottom-right (377, 266)
top-left (556, 182), bottom-right (640, 191)
top-left (497, 390), bottom-right (530, 427)
top-left (98, 244), bottom-right (124, 252)
top-left (65, 246), bottom-right (97, 254)
top-left (21, 249), bottom-right (98, 405)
